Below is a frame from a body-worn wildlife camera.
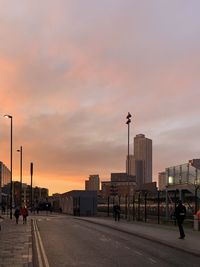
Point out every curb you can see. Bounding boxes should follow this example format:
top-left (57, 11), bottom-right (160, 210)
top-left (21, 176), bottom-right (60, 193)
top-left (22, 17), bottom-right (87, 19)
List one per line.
top-left (75, 217), bottom-right (200, 258)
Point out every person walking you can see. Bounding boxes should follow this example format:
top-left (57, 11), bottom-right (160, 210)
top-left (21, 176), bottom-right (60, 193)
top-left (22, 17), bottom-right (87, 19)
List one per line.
top-left (175, 200), bottom-right (186, 239)
top-left (2, 205), bottom-right (5, 214)
top-left (14, 207), bottom-right (20, 224)
top-left (0, 215), bottom-right (4, 231)
top-left (196, 209), bottom-right (200, 221)
top-left (113, 204), bottom-right (121, 221)
top-left (20, 206), bottom-right (29, 224)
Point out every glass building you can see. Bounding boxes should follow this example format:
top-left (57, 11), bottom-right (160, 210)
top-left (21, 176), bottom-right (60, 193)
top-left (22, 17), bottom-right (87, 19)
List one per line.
top-left (0, 162), bottom-right (11, 192)
top-left (0, 161), bottom-right (11, 206)
top-left (166, 159), bottom-right (200, 186)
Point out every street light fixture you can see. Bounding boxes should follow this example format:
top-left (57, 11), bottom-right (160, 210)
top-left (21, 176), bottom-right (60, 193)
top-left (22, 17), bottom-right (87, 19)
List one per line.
top-left (17, 146), bottom-right (23, 207)
top-left (126, 112), bottom-right (132, 220)
top-left (4, 114), bottom-right (13, 219)
top-left (126, 112), bottom-right (132, 177)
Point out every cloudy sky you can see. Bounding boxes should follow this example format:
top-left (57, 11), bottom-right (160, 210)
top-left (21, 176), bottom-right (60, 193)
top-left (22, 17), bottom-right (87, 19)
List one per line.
top-left (0, 0), bottom-right (200, 194)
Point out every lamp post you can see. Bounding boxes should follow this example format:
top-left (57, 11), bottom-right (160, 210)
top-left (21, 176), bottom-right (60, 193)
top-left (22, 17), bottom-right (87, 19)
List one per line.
top-left (17, 146), bottom-right (23, 207)
top-left (4, 114), bottom-right (13, 219)
top-left (30, 162), bottom-right (33, 212)
top-left (126, 112), bottom-right (132, 220)
top-left (126, 112), bottom-right (132, 177)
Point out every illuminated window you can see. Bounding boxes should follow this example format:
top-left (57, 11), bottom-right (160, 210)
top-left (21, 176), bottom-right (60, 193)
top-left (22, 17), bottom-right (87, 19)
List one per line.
top-left (168, 176), bottom-right (173, 184)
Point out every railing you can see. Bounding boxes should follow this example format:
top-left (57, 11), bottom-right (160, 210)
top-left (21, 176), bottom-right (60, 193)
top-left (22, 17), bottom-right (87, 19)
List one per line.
top-left (98, 191), bottom-right (198, 226)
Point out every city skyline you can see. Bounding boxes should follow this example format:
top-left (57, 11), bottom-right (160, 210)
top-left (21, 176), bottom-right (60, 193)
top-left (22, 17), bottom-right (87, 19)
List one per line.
top-left (0, 1), bottom-right (200, 194)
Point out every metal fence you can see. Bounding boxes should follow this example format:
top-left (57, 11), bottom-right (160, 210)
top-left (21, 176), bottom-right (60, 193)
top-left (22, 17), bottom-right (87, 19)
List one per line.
top-left (98, 191), bottom-right (199, 226)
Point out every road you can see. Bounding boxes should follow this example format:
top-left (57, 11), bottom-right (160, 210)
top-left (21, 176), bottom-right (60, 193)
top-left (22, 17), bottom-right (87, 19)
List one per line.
top-left (35, 214), bottom-right (200, 267)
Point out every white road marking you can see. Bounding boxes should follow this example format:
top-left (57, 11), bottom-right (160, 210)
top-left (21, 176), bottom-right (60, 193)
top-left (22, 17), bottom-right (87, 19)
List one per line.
top-left (99, 235), bottom-right (110, 242)
top-left (134, 250), bottom-right (143, 256)
top-left (148, 257), bottom-right (157, 264)
top-left (33, 219), bottom-right (50, 267)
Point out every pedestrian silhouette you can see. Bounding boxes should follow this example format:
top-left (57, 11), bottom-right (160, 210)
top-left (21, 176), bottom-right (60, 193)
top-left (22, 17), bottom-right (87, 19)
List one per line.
top-left (36, 206), bottom-right (39, 214)
top-left (20, 206), bottom-right (29, 224)
top-left (196, 209), bottom-right (200, 221)
top-left (175, 200), bottom-right (186, 239)
top-left (14, 207), bottom-right (20, 224)
top-left (0, 215), bottom-right (4, 231)
top-left (113, 204), bottom-right (121, 221)
top-left (2, 205), bottom-right (5, 214)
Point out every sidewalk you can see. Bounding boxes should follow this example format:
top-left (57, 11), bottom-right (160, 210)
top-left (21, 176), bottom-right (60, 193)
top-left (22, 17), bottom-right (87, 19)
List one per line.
top-left (0, 215), bottom-right (33, 267)
top-left (76, 216), bottom-right (200, 257)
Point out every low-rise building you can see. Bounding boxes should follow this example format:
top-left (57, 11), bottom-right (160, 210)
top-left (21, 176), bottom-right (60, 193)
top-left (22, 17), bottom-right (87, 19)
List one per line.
top-left (101, 173), bottom-right (136, 198)
top-left (61, 190), bottom-right (97, 216)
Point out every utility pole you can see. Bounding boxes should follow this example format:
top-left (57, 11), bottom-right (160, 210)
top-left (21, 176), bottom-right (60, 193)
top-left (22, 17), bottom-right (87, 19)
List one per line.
top-left (4, 114), bottom-right (13, 219)
top-left (30, 162), bottom-right (33, 212)
top-left (126, 112), bottom-right (132, 220)
top-left (17, 146), bottom-right (23, 207)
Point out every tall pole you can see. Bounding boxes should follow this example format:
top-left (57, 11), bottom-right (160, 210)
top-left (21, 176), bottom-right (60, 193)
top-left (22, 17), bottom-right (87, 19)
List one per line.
top-left (194, 169), bottom-right (199, 214)
top-left (128, 120), bottom-right (130, 176)
top-left (30, 162), bottom-right (33, 212)
top-left (17, 146), bottom-right (23, 207)
top-left (10, 117), bottom-right (12, 219)
top-left (126, 112), bottom-right (132, 220)
top-left (157, 190), bottom-right (160, 224)
top-left (4, 114), bottom-right (13, 219)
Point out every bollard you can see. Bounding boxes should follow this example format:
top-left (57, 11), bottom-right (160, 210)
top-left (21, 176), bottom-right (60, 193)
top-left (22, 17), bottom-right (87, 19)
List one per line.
top-left (193, 215), bottom-right (200, 231)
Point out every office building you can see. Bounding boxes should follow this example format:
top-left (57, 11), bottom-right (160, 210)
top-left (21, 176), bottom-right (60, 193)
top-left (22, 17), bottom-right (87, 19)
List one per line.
top-left (85, 175), bottom-right (100, 191)
top-left (101, 173), bottom-right (136, 198)
top-left (158, 172), bottom-right (167, 190)
top-left (134, 134), bottom-right (152, 184)
top-left (166, 159), bottom-right (200, 186)
top-left (0, 161), bottom-right (11, 204)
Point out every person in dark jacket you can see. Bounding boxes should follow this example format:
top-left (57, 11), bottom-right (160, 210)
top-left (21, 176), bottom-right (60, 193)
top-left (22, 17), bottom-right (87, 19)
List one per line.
top-left (113, 204), bottom-right (121, 221)
top-left (175, 200), bottom-right (186, 239)
top-left (0, 215), bottom-right (4, 231)
top-left (14, 207), bottom-right (20, 224)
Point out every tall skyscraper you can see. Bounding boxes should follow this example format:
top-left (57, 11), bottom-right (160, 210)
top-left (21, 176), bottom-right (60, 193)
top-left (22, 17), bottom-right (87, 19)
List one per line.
top-left (134, 134), bottom-right (152, 184)
top-left (126, 155), bottom-right (135, 176)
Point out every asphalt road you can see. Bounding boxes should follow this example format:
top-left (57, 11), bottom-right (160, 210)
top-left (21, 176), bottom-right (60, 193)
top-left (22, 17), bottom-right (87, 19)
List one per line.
top-left (36, 215), bottom-right (200, 267)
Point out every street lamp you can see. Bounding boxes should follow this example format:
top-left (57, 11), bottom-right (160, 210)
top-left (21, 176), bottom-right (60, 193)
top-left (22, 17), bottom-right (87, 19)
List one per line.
top-left (4, 114), bottom-right (13, 219)
top-left (17, 146), bottom-right (23, 207)
top-left (126, 112), bottom-right (132, 220)
top-left (126, 112), bottom-right (132, 177)
top-left (30, 162), bottom-right (33, 212)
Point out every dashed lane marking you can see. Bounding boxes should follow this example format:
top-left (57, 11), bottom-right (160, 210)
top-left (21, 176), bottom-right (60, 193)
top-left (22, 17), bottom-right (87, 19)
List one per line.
top-left (134, 250), bottom-right (143, 256)
top-left (148, 257), bottom-right (157, 264)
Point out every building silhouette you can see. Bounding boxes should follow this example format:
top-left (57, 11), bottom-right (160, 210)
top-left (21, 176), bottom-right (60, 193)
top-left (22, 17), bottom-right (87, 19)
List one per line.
top-left (101, 173), bottom-right (136, 198)
top-left (0, 161), bottom-right (11, 206)
top-left (127, 134), bottom-right (152, 187)
top-left (85, 175), bottom-right (100, 191)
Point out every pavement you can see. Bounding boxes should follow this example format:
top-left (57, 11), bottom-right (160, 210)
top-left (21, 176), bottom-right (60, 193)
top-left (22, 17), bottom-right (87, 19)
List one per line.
top-left (0, 214), bottom-right (33, 267)
top-left (76, 216), bottom-right (200, 257)
top-left (0, 213), bottom-right (200, 267)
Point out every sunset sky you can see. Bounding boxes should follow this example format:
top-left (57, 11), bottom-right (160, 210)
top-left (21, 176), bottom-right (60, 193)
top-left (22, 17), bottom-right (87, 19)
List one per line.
top-left (0, 1), bottom-right (200, 195)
